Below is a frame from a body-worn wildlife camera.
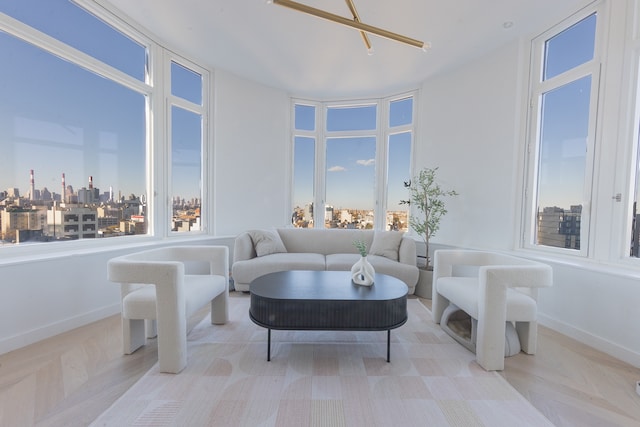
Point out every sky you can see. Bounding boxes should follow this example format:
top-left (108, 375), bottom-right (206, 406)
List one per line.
top-left (0, 0), bottom-right (202, 201)
top-left (536, 13), bottom-right (596, 210)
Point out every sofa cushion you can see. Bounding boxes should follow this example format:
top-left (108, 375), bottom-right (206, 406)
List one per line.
top-left (278, 228), bottom-right (374, 255)
top-left (369, 231), bottom-right (404, 261)
top-left (232, 253), bottom-right (325, 285)
top-left (325, 253), bottom-right (418, 292)
top-left (248, 229), bottom-right (287, 257)
top-left (325, 253), bottom-right (361, 270)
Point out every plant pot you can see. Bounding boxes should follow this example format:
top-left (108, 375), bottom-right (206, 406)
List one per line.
top-left (414, 267), bottom-right (433, 299)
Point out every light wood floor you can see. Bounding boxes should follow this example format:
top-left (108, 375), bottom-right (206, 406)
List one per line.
top-left (1, 293), bottom-right (639, 427)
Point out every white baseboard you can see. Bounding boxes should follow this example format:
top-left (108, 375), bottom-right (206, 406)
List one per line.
top-left (538, 313), bottom-right (640, 369)
top-left (0, 303), bottom-right (121, 355)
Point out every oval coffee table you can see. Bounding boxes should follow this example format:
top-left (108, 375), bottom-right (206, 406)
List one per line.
top-left (249, 270), bottom-right (408, 362)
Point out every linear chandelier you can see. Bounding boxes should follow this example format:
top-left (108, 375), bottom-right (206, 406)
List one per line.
top-left (271, 0), bottom-right (428, 54)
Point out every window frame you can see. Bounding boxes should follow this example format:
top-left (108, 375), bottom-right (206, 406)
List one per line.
top-left (291, 91), bottom-right (417, 231)
top-left (165, 54), bottom-right (209, 236)
top-left (522, 5), bottom-right (603, 258)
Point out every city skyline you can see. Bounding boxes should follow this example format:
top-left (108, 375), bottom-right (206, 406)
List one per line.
top-left (2, 169), bottom-right (141, 202)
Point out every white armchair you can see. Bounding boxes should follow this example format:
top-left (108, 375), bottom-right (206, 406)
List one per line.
top-left (107, 245), bottom-right (229, 373)
top-left (432, 249), bottom-right (552, 371)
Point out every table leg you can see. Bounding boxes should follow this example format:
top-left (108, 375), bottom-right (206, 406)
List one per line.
top-left (268, 329), bottom-right (271, 361)
top-left (387, 330), bottom-right (391, 363)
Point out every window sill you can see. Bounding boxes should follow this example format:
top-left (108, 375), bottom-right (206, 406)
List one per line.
top-left (0, 234), bottom-right (231, 267)
top-left (513, 248), bottom-right (640, 281)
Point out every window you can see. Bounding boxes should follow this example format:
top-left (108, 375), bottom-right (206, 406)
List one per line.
top-left (386, 97), bottom-right (413, 232)
top-left (325, 104), bottom-right (377, 229)
top-left (292, 104), bottom-right (316, 227)
top-left (291, 94), bottom-right (415, 230)
top-left (630, 63), bottom-right (640, 259)
top-left (169, 60), bottom-right (205, 233)
top-left (524, 11), bottom-right (599, 255)
top-left (0, 0), bottom-right (208, 247)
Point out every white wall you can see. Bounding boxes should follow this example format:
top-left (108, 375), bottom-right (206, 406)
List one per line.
top-left (418, 40), bottom-right (522, 251)
top-left (419, 36), bottom-right (640, 366)
top-left (212, 70), bottom-right (291, 236)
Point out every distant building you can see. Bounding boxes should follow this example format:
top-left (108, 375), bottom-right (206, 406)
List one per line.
top-left (0, 207), bottom-right (45, 242)
top-left (47, 205), bottom-right (97, 240)
top-left (41, 187), bottom-right (52, 201)
top-left (325, 205), bottom-right (334, 223)
top-left (537, 205), bottom-right (581, 249)
top-left (77, 187), bottom-right (100, 204)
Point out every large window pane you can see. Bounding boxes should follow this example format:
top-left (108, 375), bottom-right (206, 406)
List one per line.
top-left (0, 0), bottom-right (147, 81)
top-left (327, 105), bottom-right (376, 131)
top-left (386, 132), bottom-right (411, 231)
top-left (535, 76), bottom-right (591, 249)
top-left (171, 106), bottom-right (202, 232)
top-left (292, 137), bottom-right (315, 228)
top-left (325, 137), bottom-right (375, 229)
top-left (544, 14), bottom-right (596, 80)
top-left (0, 31), bottom-right (146, 243)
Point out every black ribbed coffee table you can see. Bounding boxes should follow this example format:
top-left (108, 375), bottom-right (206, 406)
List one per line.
top-left (249, 270), bottom-right (408, 362)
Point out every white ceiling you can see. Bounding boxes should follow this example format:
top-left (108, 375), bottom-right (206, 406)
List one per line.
top-left (103, 0), bottom-right (588, 99)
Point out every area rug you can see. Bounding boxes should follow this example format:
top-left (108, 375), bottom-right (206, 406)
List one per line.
top-left (91, 294), bottom-right (553, 427)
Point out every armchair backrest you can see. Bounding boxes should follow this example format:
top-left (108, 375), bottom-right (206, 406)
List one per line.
top-left (109, 245), bottom-right (229, 292)
top-left (433, 249), bottom-right (552, 301)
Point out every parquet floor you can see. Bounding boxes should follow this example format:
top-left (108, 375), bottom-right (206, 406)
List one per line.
top-left (0, 293), bottom-right (639, 427)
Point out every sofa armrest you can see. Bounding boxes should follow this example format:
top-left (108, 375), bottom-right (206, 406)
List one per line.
top-left (233, 232), bottom-right (256, 262)
top-left (398, 236), bottom-right (417, 266)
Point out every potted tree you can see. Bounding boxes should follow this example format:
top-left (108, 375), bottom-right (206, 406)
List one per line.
top-left (400, 167), bottom-right (458, 297)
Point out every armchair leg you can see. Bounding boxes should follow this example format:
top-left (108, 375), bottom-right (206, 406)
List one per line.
top-left (122, 318), bottom-right (146, 354)
top-left (516, 321), bottom-right (537, 354)
top-left (210, 292), bottom-right (229, 325)
top-left (432, 293), bottom-right (449, 324)
top-left (145, 319), bottom-right (157, 338)
top-left (476, 319), bottom-right (506, 371)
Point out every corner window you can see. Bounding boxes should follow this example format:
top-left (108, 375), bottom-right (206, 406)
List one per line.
top-left (291, 94), bottom-right (415, 230)
top-left (0, 0), bottom-right (210, 247)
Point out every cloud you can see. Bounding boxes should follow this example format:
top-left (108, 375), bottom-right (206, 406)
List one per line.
top-left (328, 165), bottom-right (346, 172)
top-left (356, 159), bottom-right (375, 166)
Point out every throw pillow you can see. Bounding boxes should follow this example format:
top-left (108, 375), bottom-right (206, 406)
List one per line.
top-left (369, 231), bottom-right (404, 261)
top-left (248, 229), bottom-right (287, 257)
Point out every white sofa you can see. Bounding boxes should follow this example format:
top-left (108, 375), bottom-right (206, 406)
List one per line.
top-left (432, 249), bottom-right (553, 371)
top-left (232, 228), bottom-right (419, 293)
